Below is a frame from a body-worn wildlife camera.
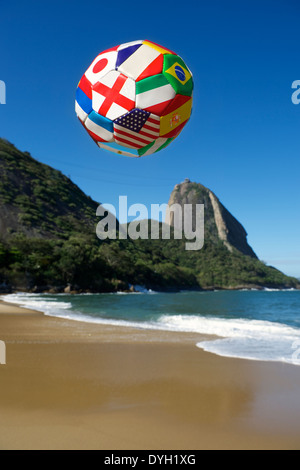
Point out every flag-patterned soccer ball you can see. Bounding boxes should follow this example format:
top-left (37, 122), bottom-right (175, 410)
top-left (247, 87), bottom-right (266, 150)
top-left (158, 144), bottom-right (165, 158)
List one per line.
top-left (75, 40), bottom-right (193, 157)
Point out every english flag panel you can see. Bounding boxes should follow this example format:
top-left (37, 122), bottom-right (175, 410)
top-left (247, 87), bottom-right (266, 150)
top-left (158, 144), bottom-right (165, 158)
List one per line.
top-left (92, 71), bottom-right (136, 121)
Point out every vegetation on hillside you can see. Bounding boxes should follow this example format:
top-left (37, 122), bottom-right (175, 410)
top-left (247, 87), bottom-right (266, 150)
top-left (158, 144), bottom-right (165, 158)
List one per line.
top-left (0, 139), bottom-right (98, 238)
top-left (0, 139), bottom-right (298, 293)
top-left (0, 231), bottom-right (298, 292)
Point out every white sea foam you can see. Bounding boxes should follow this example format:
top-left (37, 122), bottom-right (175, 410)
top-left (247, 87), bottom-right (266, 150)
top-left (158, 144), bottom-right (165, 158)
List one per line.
top-left (2, 292), bottom-right (300, 366)
top-left (157, 314), bottom-right (300, 365)
top-left (0, 293), bottom-right (160, 329)
top-left (1, 293), bottom-right (72, 316)
top-left (263, 287), bottom-right (296, 292)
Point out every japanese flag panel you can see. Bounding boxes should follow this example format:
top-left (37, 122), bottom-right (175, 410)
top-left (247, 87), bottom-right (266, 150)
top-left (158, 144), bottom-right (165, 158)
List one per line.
top-left (92, 71), bottom-right (136, 121)
top-left (117, 44), bottom-right (164, 82)
top-left (84, 47), bottom-right (119, 86)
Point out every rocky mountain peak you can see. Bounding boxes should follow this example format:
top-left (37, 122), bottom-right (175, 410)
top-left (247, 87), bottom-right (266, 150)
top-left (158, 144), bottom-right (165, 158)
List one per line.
top-left (166, 180), bottom-right (257, 258)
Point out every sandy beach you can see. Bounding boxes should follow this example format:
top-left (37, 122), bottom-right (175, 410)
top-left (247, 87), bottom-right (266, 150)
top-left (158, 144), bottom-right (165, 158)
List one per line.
top-left (0, 299), bottom-right (300, 450)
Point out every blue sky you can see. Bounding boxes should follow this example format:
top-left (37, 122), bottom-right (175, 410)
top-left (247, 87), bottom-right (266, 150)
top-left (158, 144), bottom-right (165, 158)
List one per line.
top-left (0, 0), bottom-right (299, 277)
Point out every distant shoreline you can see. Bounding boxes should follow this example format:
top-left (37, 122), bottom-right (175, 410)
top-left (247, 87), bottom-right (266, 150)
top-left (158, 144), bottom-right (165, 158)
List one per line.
top-left (1, 283), bottom-right (299, 296)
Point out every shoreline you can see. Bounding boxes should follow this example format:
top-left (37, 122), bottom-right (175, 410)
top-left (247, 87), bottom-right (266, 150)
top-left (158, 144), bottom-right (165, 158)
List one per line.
top-left (0, 299), bottom-right (300, 449)
top-left (1, 283), bottom-right (299, 296)
top-left (0, 298), bottom-right (217, 346)
top-left (2, 291), bottom-right (300, 367)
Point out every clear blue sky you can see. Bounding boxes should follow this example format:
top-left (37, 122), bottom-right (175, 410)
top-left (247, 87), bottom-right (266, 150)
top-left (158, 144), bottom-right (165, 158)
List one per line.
top-left (1, 0), bottom-right (299, 277)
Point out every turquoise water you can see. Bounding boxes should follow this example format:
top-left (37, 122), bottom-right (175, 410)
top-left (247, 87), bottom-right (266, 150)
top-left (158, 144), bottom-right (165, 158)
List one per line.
top-left (3, 289), bottom-right (300, 366)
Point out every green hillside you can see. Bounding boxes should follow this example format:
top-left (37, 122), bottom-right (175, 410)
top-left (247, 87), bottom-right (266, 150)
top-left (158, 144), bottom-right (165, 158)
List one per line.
top-left (0, 139), bottom-right (99, 239)
top-left (0, 138), bottom-right (298, 293)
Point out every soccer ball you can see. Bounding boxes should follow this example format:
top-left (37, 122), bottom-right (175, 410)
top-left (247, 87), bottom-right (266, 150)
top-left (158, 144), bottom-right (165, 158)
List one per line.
top-left (75, 40), bottom-right (193, 158)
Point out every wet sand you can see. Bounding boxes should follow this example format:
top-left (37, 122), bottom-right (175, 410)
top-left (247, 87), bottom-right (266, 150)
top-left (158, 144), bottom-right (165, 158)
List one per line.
top-left (0, 299), bottom-right (300, 450)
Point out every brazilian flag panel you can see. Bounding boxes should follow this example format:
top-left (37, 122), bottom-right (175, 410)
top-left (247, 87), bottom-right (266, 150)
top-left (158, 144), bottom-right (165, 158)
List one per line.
top-left (163, 55), bottom-right (193, 97)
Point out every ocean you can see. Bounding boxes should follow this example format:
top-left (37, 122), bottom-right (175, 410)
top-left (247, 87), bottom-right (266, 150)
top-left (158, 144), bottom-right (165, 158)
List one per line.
top-left (2, 289), bottom-right (300, 366)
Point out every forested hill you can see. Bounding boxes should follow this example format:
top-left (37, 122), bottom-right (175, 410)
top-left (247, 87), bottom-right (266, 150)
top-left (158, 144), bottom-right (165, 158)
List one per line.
top-left (0, 138), bottom-right (99, 240)
top-left (0, 138), bottom-right (298, 293)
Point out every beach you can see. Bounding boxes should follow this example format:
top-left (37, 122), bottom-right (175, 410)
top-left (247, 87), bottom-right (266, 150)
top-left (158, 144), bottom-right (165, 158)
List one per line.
top-left (0, 299), bottom-right (300, 450)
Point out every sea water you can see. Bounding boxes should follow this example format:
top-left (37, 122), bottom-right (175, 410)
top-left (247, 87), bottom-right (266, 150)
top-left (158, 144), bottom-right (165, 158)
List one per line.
top-left (2, 289), bottom-right (300, 366)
